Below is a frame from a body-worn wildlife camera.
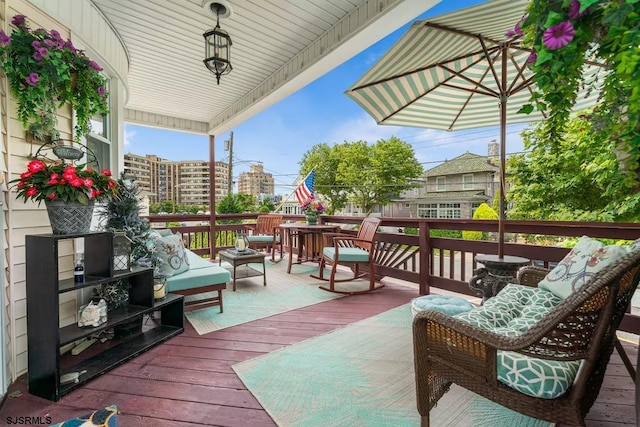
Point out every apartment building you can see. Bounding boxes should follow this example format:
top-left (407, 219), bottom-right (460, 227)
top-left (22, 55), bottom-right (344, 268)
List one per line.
top-left (124, 153), bottom-right (230, 205)
top-left (237, 163), bottom-right (275, 199)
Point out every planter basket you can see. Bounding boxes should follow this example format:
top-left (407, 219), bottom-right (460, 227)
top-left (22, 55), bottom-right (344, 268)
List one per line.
top-left (45, 200), bottom-right (95, 234)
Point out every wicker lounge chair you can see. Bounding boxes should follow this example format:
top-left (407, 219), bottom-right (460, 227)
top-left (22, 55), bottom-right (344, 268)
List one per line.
top-left (315, 216), bottom-right (384, 295)
top-left (413, 245), bottom-right (640, 426)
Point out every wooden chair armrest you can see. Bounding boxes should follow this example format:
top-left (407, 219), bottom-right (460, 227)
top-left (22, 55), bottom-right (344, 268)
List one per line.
top-left (517, 266), bottom-right (550, 288)
top-left (244, 224), bottom-right (257, 235)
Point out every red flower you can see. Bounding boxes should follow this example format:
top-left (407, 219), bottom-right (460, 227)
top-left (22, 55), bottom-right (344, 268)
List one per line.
top-left (26, 187), bottom-right (38, 197)
top-left (70, 178), bottom-right (84, 188)
top-left (20, 171), bottom-right (32, 179)
top-left (27, 160), bottom-right (46, 173)
top-left (86, 168), bottom-right (94, 173)
top-left (83, 178), bottom-right (93, 187)
top-left (47, 177), bottom-right (58, 185)
top-left (108, 181), bottom-right (115, 188)
top-left (101, 169), bottom-right (112, 177)
top-left (47, 192), bottom-right (56, 200)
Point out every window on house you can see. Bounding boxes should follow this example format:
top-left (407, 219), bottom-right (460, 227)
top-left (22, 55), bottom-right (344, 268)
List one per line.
top-left (439, 203), bottom-right (461, 219)
top-left (436, 176), bottom-right (446, 191)
top-left (405, 203), bottom-right (410, 208)
top-left (471, 202), bottom-right (482, 217)
top-left (463, 174), bottom-right (473, 190)
top-left (417, 203), bottom-right (438, 218)
top-left (86, 79), bottom-right (111, 169)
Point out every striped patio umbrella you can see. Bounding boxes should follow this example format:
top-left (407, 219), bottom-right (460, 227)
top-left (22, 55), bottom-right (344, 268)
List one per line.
top-left (345, 0), bottom-right (601, 258)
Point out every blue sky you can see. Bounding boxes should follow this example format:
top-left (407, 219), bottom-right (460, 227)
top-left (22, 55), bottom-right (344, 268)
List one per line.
top-left (124, 0), bottom-right (528, 196)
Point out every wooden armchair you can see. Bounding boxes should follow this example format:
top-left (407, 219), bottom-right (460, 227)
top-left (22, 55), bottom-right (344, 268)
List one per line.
top-left (413, 248), bottom-right (640, 426)
top-left (314, 216), bottom-right (384, 295)
top-left (244, 214), bottom-right (283, 261)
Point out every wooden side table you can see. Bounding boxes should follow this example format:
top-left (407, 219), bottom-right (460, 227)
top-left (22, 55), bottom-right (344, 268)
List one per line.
top-left (279, 223), bottom-right (340, 273)
top-left (469, 254), bottom-right (530, 303)
top-left (219, 249), bottom-right (267, 291)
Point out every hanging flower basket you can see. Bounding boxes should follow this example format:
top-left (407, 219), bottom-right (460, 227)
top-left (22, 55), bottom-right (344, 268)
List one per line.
top-left (45, 199), bottom-right (95, 234)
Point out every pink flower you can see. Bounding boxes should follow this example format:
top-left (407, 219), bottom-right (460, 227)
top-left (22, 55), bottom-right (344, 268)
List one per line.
top-left (568, 1), bottom-right (587, 20)
top-left (47, 177), bottom-right (59, 185)
top-left (89, 60), bottom-right (103, 72)
top-left (0, 30), bottom-right (11, 46)
top-left (25, 73), bottom-right (39, 86)
top-left (543, 21), bottom-right (575, 50)
top-left (11, 15), bottom-right (27, 28)
top-left (20, 171), bottom-right (31, 179)
top-left (25, 187), bottom-right (38, 197)
top-left (101, 169), bottom-right (112, 177)
top-left (83, 178), bottom-right (94, 188)
top-left (47, 192), bottom-right (57, 200)
top-left (526, 52), bottom-right (537, 64)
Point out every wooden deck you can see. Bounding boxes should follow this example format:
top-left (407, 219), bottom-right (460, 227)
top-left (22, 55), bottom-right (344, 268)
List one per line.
top-left (0, 259), bottom-right (637, 426)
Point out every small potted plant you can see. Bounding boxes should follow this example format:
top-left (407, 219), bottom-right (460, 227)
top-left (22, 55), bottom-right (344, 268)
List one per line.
top-left (301, 197), bottom-right (325, 225)
top-left (9, 159), bottom-right (117, 233)
top-left (0, 14), bottom-right (109, 141)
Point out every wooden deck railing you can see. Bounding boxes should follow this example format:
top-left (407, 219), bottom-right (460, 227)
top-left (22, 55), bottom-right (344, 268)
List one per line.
top-left (146, 213), bottom-right (640, 334)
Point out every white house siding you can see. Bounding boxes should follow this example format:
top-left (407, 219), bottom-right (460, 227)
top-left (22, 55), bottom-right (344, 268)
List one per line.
top-left (4, 0), bottom-right (75, 379)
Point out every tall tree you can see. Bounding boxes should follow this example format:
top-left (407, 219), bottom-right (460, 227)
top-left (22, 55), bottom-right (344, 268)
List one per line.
top-left (299, 143), bottom-right (348, 213)
top-left (300, 137), bottom-right (423, 215)
top-left (507, 113), bottom-right (640, 222)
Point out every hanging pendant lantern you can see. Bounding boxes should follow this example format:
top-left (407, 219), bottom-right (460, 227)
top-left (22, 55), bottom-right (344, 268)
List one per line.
top-left (203, 1), bottom-right (233, 85)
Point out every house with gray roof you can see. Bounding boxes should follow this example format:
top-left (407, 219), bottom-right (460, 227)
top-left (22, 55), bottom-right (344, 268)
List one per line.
top-left (383, 145), bottom-right (500, 219)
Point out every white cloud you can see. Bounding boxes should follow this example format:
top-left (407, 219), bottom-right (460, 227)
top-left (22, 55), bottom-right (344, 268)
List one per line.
top-left (123, 126), bottom-right (136, 147)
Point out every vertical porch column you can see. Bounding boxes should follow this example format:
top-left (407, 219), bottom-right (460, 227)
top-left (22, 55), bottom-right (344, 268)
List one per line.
top-left (418, 220), bottom-right (430, 295)
top-left (208, 135), bottom-right (217, 260)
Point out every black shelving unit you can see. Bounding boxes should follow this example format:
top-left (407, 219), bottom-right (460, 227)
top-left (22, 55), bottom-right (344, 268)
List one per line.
top-left (26, 232), bottom-right (184, 401)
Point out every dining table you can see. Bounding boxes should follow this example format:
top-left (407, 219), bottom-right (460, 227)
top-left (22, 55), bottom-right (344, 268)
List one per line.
top-left (279, 223), bottom-right (340, 273)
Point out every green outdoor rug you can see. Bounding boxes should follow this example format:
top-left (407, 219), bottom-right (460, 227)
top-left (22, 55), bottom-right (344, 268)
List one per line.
top-left (185, 264), bottom-right (346, 335)
top-left (233, 304), bottom-right (553, 427)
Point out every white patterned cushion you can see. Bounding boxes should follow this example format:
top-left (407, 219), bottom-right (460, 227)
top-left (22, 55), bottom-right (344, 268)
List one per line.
top-left (152, 232), bottom-right (190, 277)
top-left (538, 236), bottom-right (632, 299)
top-left (454, 284), bottom-right (580, 398)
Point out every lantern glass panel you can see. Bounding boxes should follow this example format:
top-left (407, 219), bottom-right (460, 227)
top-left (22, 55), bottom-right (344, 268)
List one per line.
top-left (113, 232), bottom-right (132, 273)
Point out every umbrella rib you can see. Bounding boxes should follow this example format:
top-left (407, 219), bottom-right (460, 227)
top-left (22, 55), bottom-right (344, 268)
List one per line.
top-left (349, 48), bottom-right (493, 91)
top-left (377, 54), bottom-right (493, 124)
top-left (438, 64), bottom-right (499, 97)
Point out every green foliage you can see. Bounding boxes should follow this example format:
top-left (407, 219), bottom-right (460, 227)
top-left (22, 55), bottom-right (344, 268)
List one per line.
top-left (429, 229), bottom-right (462, 239)
top-left (299, 137), bottom-right (423, 215)
top-left (507, 112), bottom-right (640, 222)
top-left (462, 202), bottom-right (498, 241)
top-left (258, 197), bottom-right (275, 213)
top-left (100, 174), bottom-right (153, 263)
top-left (521, 1), bottom-right (640, 178)
top-left (0, 15), bottom-right (109, 141)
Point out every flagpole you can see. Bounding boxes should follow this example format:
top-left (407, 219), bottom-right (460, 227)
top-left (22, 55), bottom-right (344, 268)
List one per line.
top-left (274, 168), bottom-right (314, 213)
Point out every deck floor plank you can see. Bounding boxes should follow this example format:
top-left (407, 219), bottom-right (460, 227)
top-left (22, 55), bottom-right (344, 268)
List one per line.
top-left (0, 261), bottom-right (635, 426)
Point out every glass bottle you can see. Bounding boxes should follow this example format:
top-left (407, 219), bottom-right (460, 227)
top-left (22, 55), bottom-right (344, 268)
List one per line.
top-left (74, 253), bottom-right (84, 283)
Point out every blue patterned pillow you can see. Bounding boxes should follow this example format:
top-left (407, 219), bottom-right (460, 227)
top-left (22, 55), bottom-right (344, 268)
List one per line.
top-left (51, 404), bottom-right (118, 426)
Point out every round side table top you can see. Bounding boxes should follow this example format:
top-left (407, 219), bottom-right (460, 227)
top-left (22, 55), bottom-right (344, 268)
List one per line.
top-left (475, 254), bottom-right (530, 268)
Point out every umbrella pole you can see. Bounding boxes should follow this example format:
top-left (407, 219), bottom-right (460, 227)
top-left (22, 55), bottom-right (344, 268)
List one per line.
top-left (498, 46), bottom-right (507, 259)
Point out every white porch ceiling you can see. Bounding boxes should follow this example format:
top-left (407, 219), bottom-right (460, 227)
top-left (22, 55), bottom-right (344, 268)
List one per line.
top-left (90, 0), bottom-right (440, 135)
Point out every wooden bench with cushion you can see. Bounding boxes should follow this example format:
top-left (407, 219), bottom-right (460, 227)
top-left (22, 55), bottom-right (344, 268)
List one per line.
top-left (150, 229), bottom-right (231, 313)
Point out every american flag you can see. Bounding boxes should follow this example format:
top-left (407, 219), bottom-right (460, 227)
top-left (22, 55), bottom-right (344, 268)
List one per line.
top-left (294, 169), bottom-right (315, 205)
